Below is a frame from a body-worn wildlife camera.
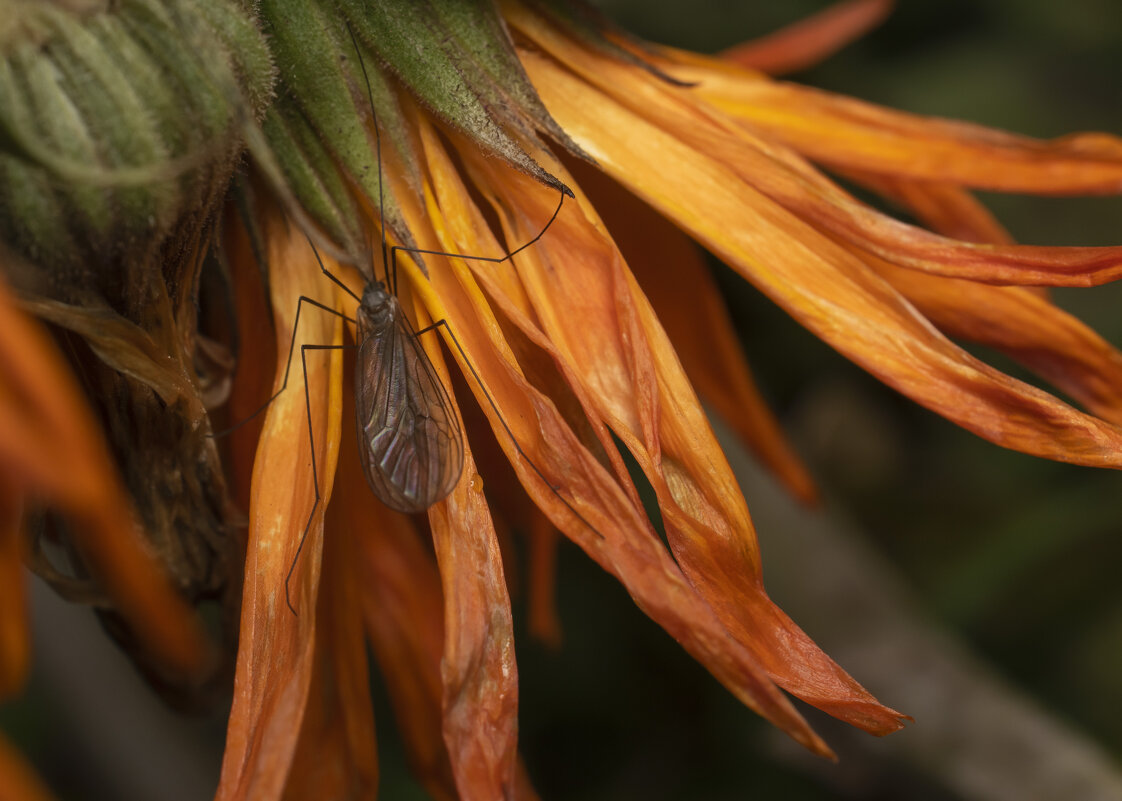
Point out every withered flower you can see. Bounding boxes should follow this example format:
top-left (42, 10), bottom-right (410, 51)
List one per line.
top-left (4, 1), bottom-right (1122, 799)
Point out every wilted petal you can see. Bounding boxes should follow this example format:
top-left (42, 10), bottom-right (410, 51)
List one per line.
top-left (283, 416), bottom-right (378, 801)
top-left (221, 204), bottom-right (281, 511)
top-left (721, 0), bottom-right (894, 75)
top-left (835, 170), bottom-right (1014, 245)
top-left (350, 449), bottom-right (541, 801)
top-left (414, 302), bottom-right (521, 801)
top-left (670, 51), bottom-right (1122, 196)
top-left (526, 512), bottom-right (563, 648)
top-left (400, 120), bottom-right (834, 755)
top-left (216, 214), bottom-right (346, 801)
top-left (871, 260), bottom-right (1122, 425)
top-left (525, 28), bottom-right (1122, 288)
top-left (518, 43), bottom-right (1122, 469)
top-left (0, 731), bottom-right (55, 801)
top-left (0, 273), bottom-right (209, 681)
top-left (569, 158), bottom-right (818, 504)
top-left (354, 491), bottom-right (457, 800)
top-left (474, 141), bottom-right (908, 736)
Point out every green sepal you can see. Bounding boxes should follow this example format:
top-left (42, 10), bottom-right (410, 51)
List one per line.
top-left (261, 101), bottom-right (369, 260)
top-left (425, 0), bottom-right (590, 166)
top-left (256, 0), bottom-right (415, 271)
top-left (340, 0), bottom-right (577, 196)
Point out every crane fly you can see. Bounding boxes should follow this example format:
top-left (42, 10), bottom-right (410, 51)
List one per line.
top-left (209, 22), bottom-right (588, 614)
top-left (351, 278), bottom-right (463, 513)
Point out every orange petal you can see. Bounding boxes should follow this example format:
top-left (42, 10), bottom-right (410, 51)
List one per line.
top-left (0, 272), bottom-right (209, 681)
top-left (356, 499), bottom-right (458, 800)
top-left (0, 479), bottom-right (29, 699)
top-left (567, 156), bottom-right (818, 505)
top-left (660, 49), bottom-right (1122, 196)
top-left (221, 204), bottom-right (280, 512)
top-left (401, 115), bottom-right (835, 756)
top-left (283, 409), bottom-right (378, 800)
top-left (0, 732), bottom-right (55, 801)
top-left (216, 212), bottom-right (346, 801)
top-left (523, 22), bottom-right (1122, 288)
top-left (871, 259), bottom-right (1122, 425)
top-left (412, 299), bottom-right (522, 800)
top-left (526, 512), bottom-right (563, 648)
top-left (834, 170), bottom-right (1014, 245)
top-left (459, 134), bottom-right (906, 736)
top-left (822, 171), bottom-right (1051, 301)
top-left (517, 41), bottom-right (1122, 470)
top-left (721, 0), bottom-right (894, 75)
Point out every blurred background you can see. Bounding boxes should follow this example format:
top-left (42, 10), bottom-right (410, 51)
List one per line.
top-left (5, 1), bottom-right (1122, 798)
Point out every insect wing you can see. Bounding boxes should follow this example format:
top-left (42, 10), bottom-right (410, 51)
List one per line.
top-left (354, 300), bottom-right (464, 512)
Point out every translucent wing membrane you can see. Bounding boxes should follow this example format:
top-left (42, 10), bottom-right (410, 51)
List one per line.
top-left (354, 284), bottom-right (464, 512)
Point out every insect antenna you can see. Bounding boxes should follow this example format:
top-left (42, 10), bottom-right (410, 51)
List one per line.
top-left (345, 21), bottom-right (394, 292)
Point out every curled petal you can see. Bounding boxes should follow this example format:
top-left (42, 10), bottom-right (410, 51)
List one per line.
top-left (480, 147), bottom-right (903, 734)
top-left (518, 42), bottom-right (1122, 470)
top-left (221, 205), bottom-right (281, 511)
top-left (349, 447), bottom-right (544, 801)
top-left (834, 170), bottom-right (1014, 245)
top-left (216, 215), bottom-right (346, 801)
top-left (527, 512), bottom-right (563, 647)
top-left (354, 490), bottom-right (456, 798)
top-left (872, 260), bottom-right (1122, 425)
top-left (413, 299), bottom-right (522, 801)
top-left (522, 22), bottom-right (1122, 287)
top-left (569, 158), bottom-right (818, 504)
top-left (721, 0), bottom-right (894, 75)
top-left (663, 49), bottom-right (1122, 196)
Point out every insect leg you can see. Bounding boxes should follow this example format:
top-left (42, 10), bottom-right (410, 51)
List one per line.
top-left (210, 296), bottom-right (355, 438)
top-left (416, 318), bottom-right (605, 542)
top-left (387, 189), bottom-right (566, 295)
top-left (285, 341), bottom-right (357, 616)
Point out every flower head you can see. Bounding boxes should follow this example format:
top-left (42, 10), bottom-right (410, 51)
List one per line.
top-left (5, 1), bottom-right (1122, 799)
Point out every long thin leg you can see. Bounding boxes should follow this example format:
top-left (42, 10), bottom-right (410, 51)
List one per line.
top-left (418, 318), bottom-right (604, 542)
top-left (308, 236), bottom-right (362, 304)
top-left (210, 296), bottom-right (356, 438)
top-left (285, 342), bottom-right (357, 616)
top-left (388, 190), bottom-right (565, 296)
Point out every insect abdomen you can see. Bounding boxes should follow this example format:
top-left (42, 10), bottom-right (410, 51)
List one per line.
top-left (354, 289), bottom-right (464, 513)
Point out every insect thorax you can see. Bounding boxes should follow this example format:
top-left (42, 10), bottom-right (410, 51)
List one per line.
top-left (356, 281), bottom-right (397, 340)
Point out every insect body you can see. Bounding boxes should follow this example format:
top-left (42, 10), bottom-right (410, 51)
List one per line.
top-left (214, 22), bottom-right (593, 614)
top-left (353, 279), bottom-right (463, 512)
